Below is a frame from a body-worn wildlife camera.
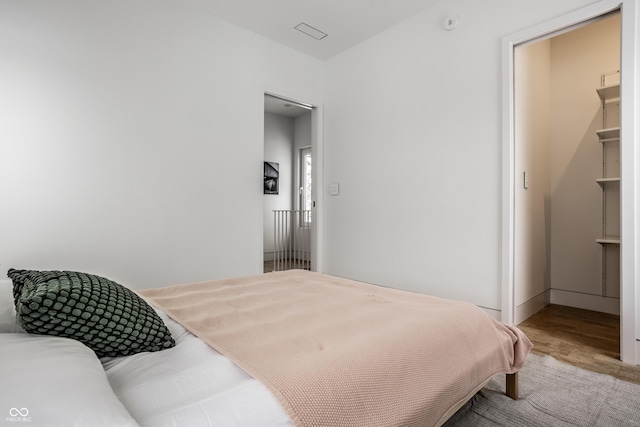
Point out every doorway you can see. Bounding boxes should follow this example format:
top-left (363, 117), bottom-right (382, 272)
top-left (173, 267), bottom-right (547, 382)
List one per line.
top-left (514, 13), bottom-right (620, 322)
top-left (502, 0), bottom-right (639, 364)
top-left (263, 93), bottom-right (317, 273)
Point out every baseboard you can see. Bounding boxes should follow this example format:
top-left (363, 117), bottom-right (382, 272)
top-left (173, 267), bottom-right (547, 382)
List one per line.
top-left (515, 290), bottom-right (551, 324)
top-left (479, 306), bottom-right (501, 321)
top-left (550, 289), bottom-right (620, 315)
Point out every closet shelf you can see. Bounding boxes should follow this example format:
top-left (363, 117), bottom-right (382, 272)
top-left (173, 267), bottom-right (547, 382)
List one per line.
top-left (596, 237), bottom-right (620, 245)
top-left (595, 73), bottom-right (620, 296)
top-left (596, 84), bottom-right (620, 101)
top-left (596, 127), bottom-right (620, 141)
top-left (596, 177), bottom-right (620, 188)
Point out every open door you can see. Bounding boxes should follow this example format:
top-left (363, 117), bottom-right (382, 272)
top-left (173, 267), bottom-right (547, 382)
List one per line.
top-left (263, 93), bottom-right (322, 273)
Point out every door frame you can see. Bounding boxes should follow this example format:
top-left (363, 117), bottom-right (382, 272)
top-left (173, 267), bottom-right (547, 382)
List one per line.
top-left (501, 0), bottom-right (638, 363)
top-left (260, 90), bottom-right (324, 273)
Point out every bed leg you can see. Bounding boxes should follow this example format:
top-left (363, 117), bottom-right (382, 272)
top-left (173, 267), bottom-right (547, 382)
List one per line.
top-left (506, 372), bottom-right (518, 400)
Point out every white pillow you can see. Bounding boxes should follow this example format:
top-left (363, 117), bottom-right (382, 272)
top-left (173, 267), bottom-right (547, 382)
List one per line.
top-left (0, 334), bottom-right (139, 426)
top-left (0, 279), bottom-right (22, 333)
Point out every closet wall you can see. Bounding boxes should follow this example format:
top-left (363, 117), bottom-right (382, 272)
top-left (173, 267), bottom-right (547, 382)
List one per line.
top-left (549, 15), bottom-right (621, 314)
top-left (514, 39), bottom-right (552, 323)
top-left (515, 14), bottom-right (621, 321)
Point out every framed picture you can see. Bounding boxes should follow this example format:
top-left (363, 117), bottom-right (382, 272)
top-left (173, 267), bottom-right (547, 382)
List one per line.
top-left (264, 161), bottom-right (279, 195)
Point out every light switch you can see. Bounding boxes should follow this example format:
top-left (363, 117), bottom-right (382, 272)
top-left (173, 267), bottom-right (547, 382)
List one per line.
top-left (330, 183), bottom-right (340, 196)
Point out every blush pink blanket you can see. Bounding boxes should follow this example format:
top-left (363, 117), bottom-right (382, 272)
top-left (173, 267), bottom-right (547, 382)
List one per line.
top-left (139, 270), bottom-right (532, 427)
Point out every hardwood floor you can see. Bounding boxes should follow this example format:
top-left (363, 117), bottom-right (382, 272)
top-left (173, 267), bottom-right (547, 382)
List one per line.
top-left (518, 304), bottom-right (640, 384)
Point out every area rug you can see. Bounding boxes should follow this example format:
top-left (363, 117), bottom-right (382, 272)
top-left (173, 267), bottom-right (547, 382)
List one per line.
top-left (444, 353), bottom-right (640, 426)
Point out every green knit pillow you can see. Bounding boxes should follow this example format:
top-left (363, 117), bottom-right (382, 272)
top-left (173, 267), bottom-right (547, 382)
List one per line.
top-left (7, 269), bottom-right (175, 357)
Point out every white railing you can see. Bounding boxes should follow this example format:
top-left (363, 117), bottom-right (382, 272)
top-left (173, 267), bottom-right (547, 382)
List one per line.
top-left (273, 210), bottom-right (311, 271)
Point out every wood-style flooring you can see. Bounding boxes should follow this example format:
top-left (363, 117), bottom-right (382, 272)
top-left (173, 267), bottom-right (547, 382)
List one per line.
top-left (518, 304), bottom-right (640, 384)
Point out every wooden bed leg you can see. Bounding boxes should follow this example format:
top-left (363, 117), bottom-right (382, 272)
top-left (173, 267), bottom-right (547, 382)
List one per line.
top-left (506, 372), bottom-right (518, 400)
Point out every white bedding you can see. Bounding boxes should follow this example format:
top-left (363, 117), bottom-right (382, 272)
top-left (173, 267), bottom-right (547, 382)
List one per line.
top-left (102, 309), bottom-right (293, 427)
top-left (0, 280), bottom-right (291, 426)
top-left (0, 334), bottom-right (139, 427)
top-left (1, 275), bottom-right (525, 427)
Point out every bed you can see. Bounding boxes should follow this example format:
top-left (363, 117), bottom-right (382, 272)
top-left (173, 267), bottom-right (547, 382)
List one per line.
top-left (0, 269), bottom-right (532, 427)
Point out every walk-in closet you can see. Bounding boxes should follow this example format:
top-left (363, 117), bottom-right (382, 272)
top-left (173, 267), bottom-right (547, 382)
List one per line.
top-left (513, 12), bottom-right (621, 351)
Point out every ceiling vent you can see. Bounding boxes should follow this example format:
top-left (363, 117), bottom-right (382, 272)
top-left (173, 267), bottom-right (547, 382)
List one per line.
top-left (295, 23), bottom-right (328, 40)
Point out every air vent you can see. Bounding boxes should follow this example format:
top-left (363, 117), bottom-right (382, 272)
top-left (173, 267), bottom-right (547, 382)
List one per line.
top-left (295, 23), bottom-right (328, 40)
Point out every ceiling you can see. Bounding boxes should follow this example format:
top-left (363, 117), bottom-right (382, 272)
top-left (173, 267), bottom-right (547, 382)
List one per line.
top-left (187, 0), bottom-right (445, 116)
top-left (181, 0), bottom-right (444, 60)
top-left (264, 94), bottom-right (311, 118)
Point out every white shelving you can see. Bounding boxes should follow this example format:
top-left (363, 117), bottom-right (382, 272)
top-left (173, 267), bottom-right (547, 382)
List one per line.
top-left (596, 177), bottom-right (620, 188)
top-left (596, 84), bottom-right (620, 100)
top-left (595, 77), bottom-right (620, 298)
top-left (596, 127), bottom-right (620, 141)
top-left (596, 237), bottom-right (621, 245)
top-left (595, 80), bottom-right (621, 247)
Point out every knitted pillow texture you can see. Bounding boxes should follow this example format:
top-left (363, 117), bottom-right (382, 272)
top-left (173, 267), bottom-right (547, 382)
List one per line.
top-left (7, 269), bottom-right (175, 357)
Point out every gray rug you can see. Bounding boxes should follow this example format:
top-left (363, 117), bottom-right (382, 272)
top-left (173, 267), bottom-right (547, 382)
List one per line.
top-left (444, 353), bottom-right (640, 426)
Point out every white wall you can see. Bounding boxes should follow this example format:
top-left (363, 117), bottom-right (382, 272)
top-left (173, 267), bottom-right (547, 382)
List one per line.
top-left (549, 15), bottom-right (621, 311)
top-left (323, 0), bottom-right (603, 313)
top-left (263, 113), bottom-right (294, 261)
top-left (1, 0), bottom-right (634, 320)
top-left (514, 40), bottom-right (552, 323)
top-left (0, 0), bottom-right (324, 289)
top-left (294, 114), bottom-right (313, 153)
